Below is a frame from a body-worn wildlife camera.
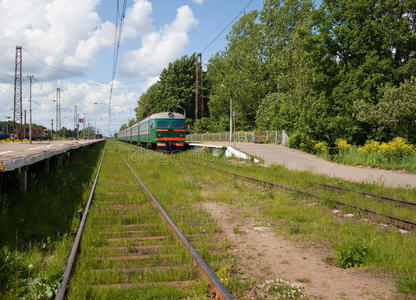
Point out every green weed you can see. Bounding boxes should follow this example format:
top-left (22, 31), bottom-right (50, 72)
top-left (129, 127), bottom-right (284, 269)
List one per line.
top-left (334, 241), bottom-right (369, 268)
top-left (395, 274), bottom-right (416, 294)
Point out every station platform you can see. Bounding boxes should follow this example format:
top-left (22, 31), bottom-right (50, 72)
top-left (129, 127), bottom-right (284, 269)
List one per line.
top-left (0, 140), bottom-right (102, 173)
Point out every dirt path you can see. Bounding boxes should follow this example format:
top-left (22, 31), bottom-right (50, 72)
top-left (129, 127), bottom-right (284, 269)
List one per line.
top-left (193, 142), bottom-right (416, 188)
top-left (202, 201), bottom-right (401, 300)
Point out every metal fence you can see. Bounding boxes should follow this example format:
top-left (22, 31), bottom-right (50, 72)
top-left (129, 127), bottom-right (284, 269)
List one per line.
top-left (187, 130), bottom-right (288, 145)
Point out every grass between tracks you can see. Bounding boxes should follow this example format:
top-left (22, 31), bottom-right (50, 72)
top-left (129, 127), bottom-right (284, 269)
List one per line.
top-left (0, 142), bottom-right (104, 299)
top-left (110, 142), bottom-right (253, 299)
top-left (68, 143), bottom-right (230, 299)
top-left (120, 142), bottom-right (416, 295)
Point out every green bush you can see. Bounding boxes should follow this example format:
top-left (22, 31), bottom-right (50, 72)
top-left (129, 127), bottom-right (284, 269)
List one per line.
top-left (288, 130), bottom-right (314, 152)
top-left (335, 241), bottom-right (368, 268)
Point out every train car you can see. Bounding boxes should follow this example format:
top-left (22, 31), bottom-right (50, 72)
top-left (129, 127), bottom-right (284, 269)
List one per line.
top-left (119, 112), bottom-right (186, 151)
top-left (0, 133), bottom-right (10, 140)
top-left (14, 126), bottom-right (51, 140)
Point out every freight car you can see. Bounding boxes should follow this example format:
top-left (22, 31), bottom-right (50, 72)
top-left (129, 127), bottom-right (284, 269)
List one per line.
top-left (14, 126), bottom-right (51, 140)
top-left (119, 112), bottom-right (186, 151)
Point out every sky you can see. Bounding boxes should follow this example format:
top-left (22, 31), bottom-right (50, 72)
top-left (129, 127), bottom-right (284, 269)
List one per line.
top-left (0, 0), bottom-right (265, 136)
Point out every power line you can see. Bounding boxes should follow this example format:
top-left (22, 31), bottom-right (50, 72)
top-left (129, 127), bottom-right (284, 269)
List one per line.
top-left (108, 0), bottom-right (128, 137)
top-left (200, 0), bottom-right (255, 54)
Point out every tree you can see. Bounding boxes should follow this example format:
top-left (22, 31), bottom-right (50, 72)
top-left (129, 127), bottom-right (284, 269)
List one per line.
top-left (119, 124), bottom-right (128, 131)
top-left (206, 11), bottom-right (267, 130)
top-left (355, 78), bottom-right (416, 143)
top-left (135, 54), bottom-right (209, 124)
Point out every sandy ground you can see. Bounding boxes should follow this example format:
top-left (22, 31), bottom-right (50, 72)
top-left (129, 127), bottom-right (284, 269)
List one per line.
top-left (202, 201), bottom-right (401, 300)
top-left (192, 142), bottom-right (416, 188)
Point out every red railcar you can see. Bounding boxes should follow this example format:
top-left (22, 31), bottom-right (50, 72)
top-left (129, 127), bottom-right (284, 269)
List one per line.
top-left (15, 126), bottom-right (51, 140)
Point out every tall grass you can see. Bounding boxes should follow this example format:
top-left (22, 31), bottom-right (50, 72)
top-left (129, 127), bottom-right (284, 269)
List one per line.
top-left (331, 138), bottom-right (416, 173)
top-left (0, 142), bottom-right (104, 298)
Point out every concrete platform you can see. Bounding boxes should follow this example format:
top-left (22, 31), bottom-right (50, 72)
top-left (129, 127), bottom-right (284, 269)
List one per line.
top-left (0, 140), bottom-right (103, 172)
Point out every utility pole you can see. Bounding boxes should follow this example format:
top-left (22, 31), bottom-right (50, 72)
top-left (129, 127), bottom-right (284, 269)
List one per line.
top-left (194, 53), bottom-right (203, 120)
top-left (229, 91), bottom-right (233, 142)
top-left (77, 116), bottom-right (79, 140)
top-left (5, 117), bottom-right (11, 135)
top-left (13, 46), bottom-right (23, 141)
top-left (74, 105), bottom-right (77, 140)
top-left (27, 74), bottom-right (34, 144)
top-left (24, 110), bottom-right (26, 139)
top-left (83, 115), bottom-right (86, 140)
top-left (51, 119), bottom-right (54, 140)
top-left (55, 88), bottom-right (61, 133)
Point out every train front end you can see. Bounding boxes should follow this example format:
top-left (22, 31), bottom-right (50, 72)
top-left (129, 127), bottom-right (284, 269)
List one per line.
top-left (153, 112), bottom-right (186, 151)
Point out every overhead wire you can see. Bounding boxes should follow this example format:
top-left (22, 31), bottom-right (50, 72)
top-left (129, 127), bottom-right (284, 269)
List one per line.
top-left (107, 0), bottom-right (128, 137)
top-left (200, 0), bottom-right (255, 54)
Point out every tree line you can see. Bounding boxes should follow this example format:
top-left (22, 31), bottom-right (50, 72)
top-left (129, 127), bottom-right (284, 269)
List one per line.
top-left (124, 0), bottom-right (416, 150)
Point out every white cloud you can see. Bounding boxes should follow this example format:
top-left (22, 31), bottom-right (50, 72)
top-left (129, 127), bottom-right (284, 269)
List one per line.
top-left (123, 0), bottom-right (154, 38)
top-left (0, 0), bottom-right (114, 80)
top-left (120, 5), bottom-right (198, 77)
top-left (193, 0), bottom-right (204, 4)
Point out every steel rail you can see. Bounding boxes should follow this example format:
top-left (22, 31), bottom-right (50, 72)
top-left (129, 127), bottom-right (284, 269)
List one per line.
top-left (199, 163), bottom-right (416, 231)
top-left (119, 152), bottom-right (234, 300)
top-left (203, 160), bottom-right (416, 208)
top-left (56, 146), bottom-right (106, 300)
top-left (316, 182), bottom-right (416, 208)
top-left (204, 160), bottom-right (416, 208)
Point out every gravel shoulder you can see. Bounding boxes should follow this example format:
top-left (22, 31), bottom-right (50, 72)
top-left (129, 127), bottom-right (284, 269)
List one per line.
top-left (202, 201), bottom-right (401, 300)
top-left (194, 142), bottom-right (416, 188)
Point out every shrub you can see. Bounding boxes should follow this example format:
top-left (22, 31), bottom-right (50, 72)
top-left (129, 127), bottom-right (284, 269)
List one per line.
top-left (335, 241), bottom-right (368, 268)
top-left (288, 130), bottom-right (314, 152)
top-left (313, 141), bottom-right (329, 154)
top-left (335, 138), bottom-right (352, 150)
top-left (359, 137), bottom-right (415, 161)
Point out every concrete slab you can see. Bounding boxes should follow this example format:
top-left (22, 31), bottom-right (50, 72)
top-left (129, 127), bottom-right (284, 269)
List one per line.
top-left (0, 140), bottom-right (103, 172)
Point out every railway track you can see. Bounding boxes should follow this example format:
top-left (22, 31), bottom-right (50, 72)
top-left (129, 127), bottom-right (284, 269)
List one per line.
top-left (56, 146), bottom-right (233, 299)
top-left (312, 181), bottom-right (416, 208)
top-left (196, 162), bottom-right (416, 231)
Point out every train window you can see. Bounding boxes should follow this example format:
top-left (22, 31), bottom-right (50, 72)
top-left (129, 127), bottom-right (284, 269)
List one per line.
top-left (157, 121), bottom-right (169, 129)
top-left (172, 121), bottom-right (184, 129)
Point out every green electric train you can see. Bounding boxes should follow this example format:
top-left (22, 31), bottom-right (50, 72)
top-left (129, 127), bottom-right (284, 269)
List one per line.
top-left (119, 112), bottom-right (186, 151)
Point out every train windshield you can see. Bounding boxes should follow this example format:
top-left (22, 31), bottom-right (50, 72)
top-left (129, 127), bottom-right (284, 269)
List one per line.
top-left (172, 121), bottom-right (184, 129)
top-left (157, 121), bottom-right (169, 129)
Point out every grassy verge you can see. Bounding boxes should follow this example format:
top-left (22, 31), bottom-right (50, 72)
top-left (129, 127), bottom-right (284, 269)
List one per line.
top-left (332, 147), bottom-right (416, 173)
top-left (200, 155), bottom-right (416, 223)
top-left (314, 138), bottom-right (416, 173)
top-left (0, 142), bottom-right (104, 299)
